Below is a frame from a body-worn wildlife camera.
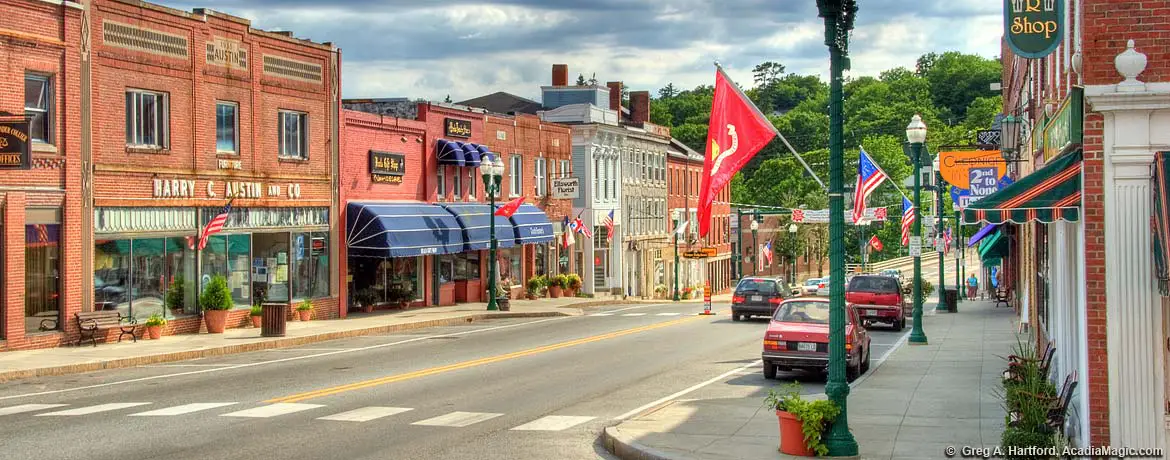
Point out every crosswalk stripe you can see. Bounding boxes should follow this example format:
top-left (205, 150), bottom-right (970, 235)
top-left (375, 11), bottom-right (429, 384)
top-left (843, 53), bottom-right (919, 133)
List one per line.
top-left (655, 312), bottom-right (682, 316)
top-left (129, 403), bottom-right (238, 416)
top-left (510, 415), bottom-right (596, 431)
top-left (317, 406), bottom-right (413, 422)
top-left (589, 313), bottom-right (614, 317)
top-left (36, 403), bottom-right (151, 416)
top-left (620, 313), bottom-right (646, 317)
top-left (220, 403), bottom-right (323, 418)
top-left (411, 411), bottom-right (502, 427)
top-left (0, 404), bottom-right (67, 416)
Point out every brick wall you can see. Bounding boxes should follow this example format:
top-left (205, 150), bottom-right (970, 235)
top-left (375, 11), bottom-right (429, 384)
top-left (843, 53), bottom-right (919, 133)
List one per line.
top-left (1082, 0), bottom-right (1170, 86)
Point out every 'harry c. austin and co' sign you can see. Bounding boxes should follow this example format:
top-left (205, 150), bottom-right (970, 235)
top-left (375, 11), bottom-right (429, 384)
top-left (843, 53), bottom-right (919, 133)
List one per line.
top-left (370, 150), bottom-right (406, 184)
top-left (0, 119), bottom-right (32, 170)
top-left (1004, 0), bottom-right (1064, 59)
top-left (444, 118), bottom-right (472, 138)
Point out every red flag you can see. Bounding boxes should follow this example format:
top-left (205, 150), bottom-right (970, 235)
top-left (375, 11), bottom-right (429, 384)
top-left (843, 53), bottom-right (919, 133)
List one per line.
top-left (494, 197), bottom-right (525, 217)
top-left (868, 235), bottom-right (883, 252)
top-left (699, 67), bottom-right (777, 237)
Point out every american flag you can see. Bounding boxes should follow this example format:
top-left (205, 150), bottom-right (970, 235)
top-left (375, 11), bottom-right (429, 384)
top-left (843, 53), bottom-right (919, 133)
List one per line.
top-left (603, 209), bottom-right (615, 241)
top-left (571, 215), bottom-right (593, 238)
top-left (943, 226), bottom-right (953, 253)
top-left (901, 197), bottom-right (916, 246)
top-left (198, 198), bottom-right (234, 250)
top-left (853, 148), bottom-right (888, 224)
top-left (763, 239), bottom-right (773, 265)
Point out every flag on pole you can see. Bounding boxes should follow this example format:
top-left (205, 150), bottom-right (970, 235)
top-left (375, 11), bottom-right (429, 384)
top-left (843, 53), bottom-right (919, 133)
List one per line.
top-left (198, 197), bottom-right (235, 250)
top-left (571, 214), bottom-right (593, 238)
top-left (943, 226), bottom-right (953, 253)
top-left (561, 217), bottom-right (574, 248)
top-left (494, 196), bottom-right (525, 217)
top-left (900, 197), bottom-right (916, 246)
top-left (698, 66), bottom-right (779, 237)
top-left (763, 240), bottom-right (773, 265)
top-left (853, 148), bottom-right (888, 224)
top-left (868, 235), bottom-right (883, 252)
top-left (603, 209), bottom-right (615, 241)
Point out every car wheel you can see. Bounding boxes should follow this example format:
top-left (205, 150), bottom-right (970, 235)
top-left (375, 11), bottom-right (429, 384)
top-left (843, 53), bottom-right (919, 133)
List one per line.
top-left (860, 347), bottom-right (871, 373)
top-left (893, 318), bottom-right (904, 331)
top-left (763, 362), bottom-right (777, 380)
top-left (846, 360), bottom-right (860, 382)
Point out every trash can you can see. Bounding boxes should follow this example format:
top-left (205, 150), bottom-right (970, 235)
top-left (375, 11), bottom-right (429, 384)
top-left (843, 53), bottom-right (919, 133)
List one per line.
top-left (261, 302), bottom-right (288, 337)
top-left (943, 288), bottom-right (959, 313)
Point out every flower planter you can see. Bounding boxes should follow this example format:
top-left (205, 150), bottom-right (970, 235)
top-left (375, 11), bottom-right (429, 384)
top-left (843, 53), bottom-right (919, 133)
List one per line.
top-left (297, 310), bottom-right (312, 321)
top-left (146, 325), bottom-right (162, 340)
top-left (549, 286), bottom-right (563, 298)
top-left (251, 315), bottom-right (262, 328)
top-left (361, 304), bottom-right (374, 313)
top-left (777, 410), bottom-right (814, 457)
top-left (204, 310), bottom-right (228, 334)
top-left (496, 297), bottom-right (511, 311)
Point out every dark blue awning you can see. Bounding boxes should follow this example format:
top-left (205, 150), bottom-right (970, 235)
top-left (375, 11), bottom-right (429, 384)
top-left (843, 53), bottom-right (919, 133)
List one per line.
top-left (461, 143), bottom-right (482, 167)
top-left (346, 202), bottom-right (465, 258)
top-left (440, 203), bottom-right (516, 251)
top-left (509, 203), bottom-right (555, 245)
top-left (435, 139), bottom-right (466, 167)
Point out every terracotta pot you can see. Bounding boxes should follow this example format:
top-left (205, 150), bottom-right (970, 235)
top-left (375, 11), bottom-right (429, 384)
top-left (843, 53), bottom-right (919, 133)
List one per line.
top-left (204, 310), bottom-right (228, 334)
top-left (298, 310), bottom-right (312, 321)
top-left (549, 286), bottom-right (563, 298)
top-left (251, 315), bottom-right (262, 328)
top-left (147, 325), bottom-right (162, 340)
top-left (777, 410), bottom-right (814, 456)
top-left (361, 305), bottom-right (374, 313)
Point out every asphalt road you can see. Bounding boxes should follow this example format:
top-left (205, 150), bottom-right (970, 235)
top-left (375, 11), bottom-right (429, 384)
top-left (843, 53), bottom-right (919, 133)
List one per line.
top-left (0, 301), bottom-right (908, 460)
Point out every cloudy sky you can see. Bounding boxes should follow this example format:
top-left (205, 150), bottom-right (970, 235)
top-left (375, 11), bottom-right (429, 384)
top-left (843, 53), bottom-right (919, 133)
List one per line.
top-left (171, 0), bottom-right (1002, 102)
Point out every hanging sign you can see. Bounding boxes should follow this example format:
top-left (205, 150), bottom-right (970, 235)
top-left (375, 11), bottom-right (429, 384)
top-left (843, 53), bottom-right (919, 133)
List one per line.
top-left (1004, 0), bottom-right (1064, 59)
top-left (552, 177), bottom-right (579, 199)
top-left (940, 150), bottom-right (1007, 189)
top-left (1041, 87), bottom-right (1084, 162)
top-left (0, 119), bottom-right (31, 170)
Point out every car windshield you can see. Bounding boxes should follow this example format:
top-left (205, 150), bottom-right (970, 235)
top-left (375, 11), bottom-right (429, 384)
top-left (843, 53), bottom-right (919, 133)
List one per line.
top-left (847, 276), bottom-right (900, 293)
top-left (736, 279), bottom-right (777, 294)
top-left (772, 301), bottom-right (853, 324)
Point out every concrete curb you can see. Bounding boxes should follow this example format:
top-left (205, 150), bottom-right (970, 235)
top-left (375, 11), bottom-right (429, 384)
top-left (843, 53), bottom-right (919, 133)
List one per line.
top-left (603, 426), bottom-right (681, 460)
top-left (0, 311), bottom-right (571, 383)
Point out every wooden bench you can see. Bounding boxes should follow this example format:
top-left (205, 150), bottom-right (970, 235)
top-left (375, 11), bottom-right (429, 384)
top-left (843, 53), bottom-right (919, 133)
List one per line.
top-left (75, 311), bottom-right (137, 347)
top-left (994, 287), bottom-right (1012, 308)
top-left (1003, 341), bottom-right (1056, 383)
top-left (1008, 370), bottom-right (1079, 435)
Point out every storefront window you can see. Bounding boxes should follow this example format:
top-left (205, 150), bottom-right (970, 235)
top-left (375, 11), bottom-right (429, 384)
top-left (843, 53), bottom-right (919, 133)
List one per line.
top-left (293, 232), bottom-right (330, 299)
top-left (200, 234), bottom-right (252, 308)
top-left (438, 254), bottom-right (455, 284)
top-left (94, 240), bottom-right (130, 314)
top-left (253, 232), bottom-right (290, 303)
top-left (496, 248), bottom-right (521, 286)
top-left (454, 252), bottom-right (480, 280)
top-left (130, 238), bottom-right (165, 320)
top-left (558, 246), bottom-right (570, 275)
top-left (26, 211), bottom-right (61, 332)
top-left (382, 257), bottom-right (422, 301)
top-left (165, 237), bottom-right (197, 316)
top-left (535, 244), bottom-right (548, 276)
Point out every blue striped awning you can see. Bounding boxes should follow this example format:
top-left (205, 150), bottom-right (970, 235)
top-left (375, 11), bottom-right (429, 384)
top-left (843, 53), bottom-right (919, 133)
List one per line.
top-left (509, 203), bottom-right (554, 245)
top-left (436, 139), bottom-right (491, 167)
top-left (346, 202), bottom-right (465, 258)
top-left (440, 202), bottom-right (516, 251)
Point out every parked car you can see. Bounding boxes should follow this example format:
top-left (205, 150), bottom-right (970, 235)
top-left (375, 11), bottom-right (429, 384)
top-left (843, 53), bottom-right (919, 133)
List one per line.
top-left (879, 269), bottom-right (904, 284)
top-left (814, 276), bottom-right (853, 297)
top-left (801, 278), bottom-right (822, 295)
top-left (761, 298), bottom-right (871, 381)
top-left (845, 275), bottom-right (906, 330)
top-left (731, 277), bottom-right (789, 321)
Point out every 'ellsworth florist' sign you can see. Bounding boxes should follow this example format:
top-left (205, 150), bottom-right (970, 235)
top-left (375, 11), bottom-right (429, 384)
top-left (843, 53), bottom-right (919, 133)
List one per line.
top-left (1004, 0), bottom-right (1064, 59)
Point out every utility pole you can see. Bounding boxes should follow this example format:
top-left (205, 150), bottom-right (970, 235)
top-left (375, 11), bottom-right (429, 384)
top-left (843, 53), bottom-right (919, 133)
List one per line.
top-left (936, 174), bottom-right (946, 312)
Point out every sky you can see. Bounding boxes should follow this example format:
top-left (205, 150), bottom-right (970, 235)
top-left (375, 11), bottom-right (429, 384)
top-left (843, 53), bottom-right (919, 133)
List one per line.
top-left (169, 0), bottom-right (1003, 102)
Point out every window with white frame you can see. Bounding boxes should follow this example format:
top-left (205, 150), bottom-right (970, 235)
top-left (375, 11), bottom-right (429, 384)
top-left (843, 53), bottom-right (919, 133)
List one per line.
top-left (215, 101), bottom-right (238, 154)
top-left (560, 159), bottom-right (570, 178)
top-left (25, 74), bottom-right (53, 145)
top-left (609, 158), bottom-right (617, 200)
top-left (593, 157), bottom-right (600, 200)
top-left (125, 89), bottom-right (169, 148)
top-left (467, 170), bottom-right (476, 199)
top-left (279, 110), bottom-right (308, 159)
top-left (509, 155), bottom-right (522, 197)
top-left (437, 166), bottom-right (446, 197)
top-left (535, 157), bottom-right (546, 197)
top-left (453, 166), bottom-right (462, 199)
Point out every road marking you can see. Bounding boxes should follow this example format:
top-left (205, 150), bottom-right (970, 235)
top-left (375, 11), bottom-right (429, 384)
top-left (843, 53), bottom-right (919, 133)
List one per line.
top-left (140, 364), bottom-right (232, 368)
top-left (221, 403), bottom-right (324, 418)
top-left (614, 359), bottom-right (762, 421)
top-left (36, 402), bottom-right (151, 416)
top-left (317, 406), bottom-right (413, 422)
top-left (129, 402), bottom-right (238, 416)
top-left (0, 404), bottom-right (67, 416)
top-left (605, 304), bottom-right (668, 313)
top-left (589, 313), bottom-right (614, 317)
top-left (510, 415), bottom-right (596, 431)
top-left (655, 312), bottom-right (682, 316)
top-left (620, 313), bottom-right (646, 317)
top-left (411, 411), bottom-right (502, 427)
top-left (0, 316), bottom-right (567, 402)
top-left (267, 312), bottom-right (724, 403)
top-left (873, 330), bottom-right (911, 365)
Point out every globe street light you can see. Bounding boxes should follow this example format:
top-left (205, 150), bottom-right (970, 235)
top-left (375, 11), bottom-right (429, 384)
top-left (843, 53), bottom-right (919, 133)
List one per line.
top-left (750, 217), bottom-right (760, 275)
top-left (481, 155), bottom-right (505, 311)
top-left (907, 114), bottom-right (929, 345)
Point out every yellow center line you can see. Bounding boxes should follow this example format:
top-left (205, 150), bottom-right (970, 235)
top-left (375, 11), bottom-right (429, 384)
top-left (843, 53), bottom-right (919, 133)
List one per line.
top-left (266, 309), bottom-right (729, 403)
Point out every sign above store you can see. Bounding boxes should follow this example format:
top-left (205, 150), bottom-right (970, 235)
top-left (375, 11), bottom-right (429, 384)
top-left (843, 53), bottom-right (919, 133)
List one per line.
top-left (552, 177), bottom-right (579, 199)
top-left (0, 119), bottom-right (31, 170)
top-left (1042, 87), bottom-right (1083, 162)
top-left (444, 118), bottom-right (472, 138)
top-left (683, 247), bottom-right (717, 258)
top-left (1004, 0), bottom-right (1064, 59)
top-left (939, 150), bottom-right (1007, 189)
top-left (370, 150), bottom-right (406, 184)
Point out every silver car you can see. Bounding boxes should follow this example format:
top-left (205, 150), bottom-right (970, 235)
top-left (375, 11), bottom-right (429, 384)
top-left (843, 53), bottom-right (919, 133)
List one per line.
top-left (802, 278), bottom-right (822, 295)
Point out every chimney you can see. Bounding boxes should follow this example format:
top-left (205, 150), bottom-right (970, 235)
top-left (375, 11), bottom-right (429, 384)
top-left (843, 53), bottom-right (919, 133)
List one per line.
top-left (630, 91), bottom-right (650, 125)
top-left (552, 64), bottom-right (568, 86)
top-left (606, 82), bottom-right (623, 111)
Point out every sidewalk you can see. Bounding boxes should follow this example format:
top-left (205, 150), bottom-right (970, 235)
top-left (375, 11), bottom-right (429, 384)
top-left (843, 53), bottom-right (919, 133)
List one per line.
top-left (0, 294), bottom-right (726, 383)
top-left (604, 298), bottom-right (1019, 460)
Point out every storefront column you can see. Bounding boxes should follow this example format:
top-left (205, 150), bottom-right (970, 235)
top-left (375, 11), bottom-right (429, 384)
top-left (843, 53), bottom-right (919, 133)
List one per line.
top-left (1088, 80), bottom-right (1170, 451)
top-left (3, 192), bottom-right (26, 343)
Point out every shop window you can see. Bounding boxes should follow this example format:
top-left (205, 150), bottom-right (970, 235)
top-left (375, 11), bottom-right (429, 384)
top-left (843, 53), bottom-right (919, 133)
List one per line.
top-left (535, 244), bottom-right (548, 276)
top-left (454, 252), bottom-right (480, 280)
top-left (25, 74), bottom-right (53, 145)
top-left (25, 209), bottom-right (61, 332)
top-left (293, 232), bottom-right (330, 300)
top-left (279, 110), bottom-right (308, 160)
top-left (252, 232), bottom-right (290, 303)
top-left (199, 234), bottom-right (253, 308)
top-left (453, 166), bottom-right (463, 200)
top-left (496, 248), bottom-right (521, 286)
top-left (467, 170), bottom-right (476, 200)
top-left (438, 254), bottom-right (455, 284)
top-left (125, 89), bottom-right (169, 149)
top-left (376, 257), bottom-right (423, 302)
top-left (130, 238), bottom-right (166, 319)
top-left (560, 159), bottom-right (570, 178)
top-left (216, 101), bottom-right (238, 154)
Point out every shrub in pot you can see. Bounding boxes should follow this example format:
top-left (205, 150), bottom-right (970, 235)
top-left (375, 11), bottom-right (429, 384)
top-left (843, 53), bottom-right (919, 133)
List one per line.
top-left (549, 274), bottom-right (567, 298)
top-left (199, 275), bottom-right (233, 333)
top-left (494, 283), bottom-right (511, 311)
top-left (764, 382), bottom-right (840, 457)
top-left (295, 299), bottom-right (313, 321)
top-left (566, 274), bottom-right (582, 296)
top-left (249, 304), bottom-right (263, 328)
top-left (144, 313), bottom-right (167, 340)
top-left (354, 288), bottom-right (377, 313)
top-left (526, 276), bottom-right (545, 300)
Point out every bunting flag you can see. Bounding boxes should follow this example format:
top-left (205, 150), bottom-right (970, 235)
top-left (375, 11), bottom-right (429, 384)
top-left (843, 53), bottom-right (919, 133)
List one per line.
top-left (561, 217), bottom-right (574, 248)
top-left (853, 148), bottom-right (888, 224)
top-left (571, 215), bottom-right (593, 238)
top-left (901, 197), bottom-right (916, 246)
top-left (494, 196), bottom-right (525, 217)
top-left (944, 226), bottom-right (953, 253)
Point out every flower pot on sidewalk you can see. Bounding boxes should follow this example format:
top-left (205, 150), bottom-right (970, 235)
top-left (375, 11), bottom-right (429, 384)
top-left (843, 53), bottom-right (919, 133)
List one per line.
top-left (297, 310), bottom-right (312, 321)
top-left (549, 285), bottom-right (562, 298)
top-left (250, 315), bottom-right (262, 328)
top-left (146, 325), bottom-right (162, 340)
top-left (204, 310), bottom-right (228, 333)
top-left (777, 410), bottom-right (814, 456)
top-left (496, 297), bottom-right (511, 311)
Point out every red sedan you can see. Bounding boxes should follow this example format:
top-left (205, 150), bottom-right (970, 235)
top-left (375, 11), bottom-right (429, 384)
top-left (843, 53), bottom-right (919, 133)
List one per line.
top-left (761, 298), bottom-right (871, 381)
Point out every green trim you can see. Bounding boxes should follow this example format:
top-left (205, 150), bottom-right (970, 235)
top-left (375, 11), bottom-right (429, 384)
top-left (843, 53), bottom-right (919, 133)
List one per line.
top-left (963, 150), bottom-right (1082, 225)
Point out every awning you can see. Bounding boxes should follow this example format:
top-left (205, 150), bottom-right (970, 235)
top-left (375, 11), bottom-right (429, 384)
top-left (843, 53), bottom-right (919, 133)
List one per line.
top-left (346, 202), bottom-right (465, 258)
top-left (439, 203), bottom-right (516, 251)
top-left (436, 139), bottom-right (490, 167)
top-left (963, 150), bottom-right (1082, 224)
top-left (508, 203), bottom-right (555, 245)
top-left (967, 224), bottom-right (1000, 247)
top-left (978, 229), bottom-right (1009, 262)
top-left (1153, 152), bottom-right (1170, 295)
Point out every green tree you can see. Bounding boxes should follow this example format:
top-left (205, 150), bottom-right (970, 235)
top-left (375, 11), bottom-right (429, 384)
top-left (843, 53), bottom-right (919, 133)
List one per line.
top-left (964, 95), bottom-right (1003, 132)
top-left (658, 82), bottom-right (678, 99)
top-left (575, 74), bottom-right (587, 86)
top-left (921, 52), bottom-right (1001, 121)
top-left (752, 61), bottom-right (786, 88)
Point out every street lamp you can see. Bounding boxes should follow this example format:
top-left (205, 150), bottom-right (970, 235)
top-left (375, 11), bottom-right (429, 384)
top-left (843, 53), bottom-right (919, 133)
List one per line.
top-left (933, 156), bottom-right (946, 312)
top-left (907, 114), bottom-right (929, 345)
top-left (673, 212), bottom-right (681, 302)
top-left (481, 155), bottom-right (505, 311)
top-left (750, 217), bottom-right (759, 275)
top-left (788, 223), bottom-right (798, 285)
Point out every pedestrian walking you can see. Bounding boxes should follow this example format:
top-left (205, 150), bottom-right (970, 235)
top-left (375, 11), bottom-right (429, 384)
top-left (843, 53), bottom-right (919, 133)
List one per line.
top-left (967, 273), bottom-right (979, 299)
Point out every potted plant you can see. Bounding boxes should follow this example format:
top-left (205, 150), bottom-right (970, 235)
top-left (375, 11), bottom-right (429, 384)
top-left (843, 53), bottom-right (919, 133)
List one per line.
top-left (495, 283), bottom-right (511, 311)
top-left (765, 382), bottom-right (840, 457)
top-left (549, 274), bottom-right (567, 298)
top-left (199, 275), bottom-right (233, 333)
top-left (144, 313), bottom-right (166, 340)
top-left (681, 287), bottom-right (693, 300)
top-left (387, 285), bottom-right (414, 308)
top-left (527, 276), bottom-right (548, 300)
top-left (295, 299), bottom-right (313, 321)
top-left (249, 303), bottom-right (263, 328)
top-left (354, 288), bottom-right (377, 313)
top-left (165, 276), bottom-right (186, 315)
top-left (566, 273), bottom-right (582, 297)
top-left (654, 284), bottom-right (668, 299)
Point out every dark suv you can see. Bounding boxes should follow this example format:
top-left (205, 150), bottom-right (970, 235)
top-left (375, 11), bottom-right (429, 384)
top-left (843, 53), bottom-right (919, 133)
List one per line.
top-left (731, 277), bottom-right (789, 321)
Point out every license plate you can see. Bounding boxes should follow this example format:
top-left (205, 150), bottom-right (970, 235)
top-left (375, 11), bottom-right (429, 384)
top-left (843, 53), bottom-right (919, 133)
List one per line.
top-left (751, 295), bottom-right (763, 302)
top-left (865, 309), bottom-right (877, 316)
top-left (797, 342), bottom-right (816, 352)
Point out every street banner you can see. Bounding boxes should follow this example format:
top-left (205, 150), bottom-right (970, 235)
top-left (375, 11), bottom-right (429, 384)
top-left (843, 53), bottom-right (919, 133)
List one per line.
top-left (791, 207), bottom-right (888, 224)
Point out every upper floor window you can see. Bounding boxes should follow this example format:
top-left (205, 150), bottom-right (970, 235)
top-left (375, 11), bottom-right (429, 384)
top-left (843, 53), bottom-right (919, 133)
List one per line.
top-left (467, 170), bottom-right (476, 200)
top-left (216, 102), bottom-right (238, 154)
top-left (279, 110), bottom-right (308, 160)
top-left (560, 159), bottom-right (570, 178)
top-left (437, 166), bottom-right (446, 197)
top-left (509, 155), bottom-right (523, 197)
top-left (535, 157), bottom-right (547, 197)
top-left (125, 89), bottom-right (169, 149)
top-left (25, 74), bottom-right (53, 144)
top-left (453, 166), bottom-right (463, 200)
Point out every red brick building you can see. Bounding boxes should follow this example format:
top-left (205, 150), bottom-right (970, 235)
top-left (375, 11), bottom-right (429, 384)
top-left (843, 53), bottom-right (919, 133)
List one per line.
top-left (666, 141), bottom-right (733, 296)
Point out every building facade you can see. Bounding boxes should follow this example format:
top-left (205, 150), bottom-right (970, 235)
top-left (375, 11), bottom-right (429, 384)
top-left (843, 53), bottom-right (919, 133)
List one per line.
top-left (619, 92), bottom-right (670, 299)
top-left (667, 142), bottom-right (733, 297)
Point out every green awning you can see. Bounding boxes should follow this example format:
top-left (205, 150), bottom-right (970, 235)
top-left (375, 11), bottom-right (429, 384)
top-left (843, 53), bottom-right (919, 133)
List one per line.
top-left (979, 230), bottom-right (1009, 262)
top-left (1154, 152), bottom-right (1170, 296)
top-left (963, 150), bottom-right (1082, 224)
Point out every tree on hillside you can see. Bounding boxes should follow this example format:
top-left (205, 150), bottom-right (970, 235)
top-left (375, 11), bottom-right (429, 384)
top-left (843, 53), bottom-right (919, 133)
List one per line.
top-left (658, 82), bottom-right (678, 99)
top-left (576, 74), bottom-right (587, 86)
top-left (921, 52), bottom-right (1000, 122)
top-left (752, 61), bottom-right (786, 88)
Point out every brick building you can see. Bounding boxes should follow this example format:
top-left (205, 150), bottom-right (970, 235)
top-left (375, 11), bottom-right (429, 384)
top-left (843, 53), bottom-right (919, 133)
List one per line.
top-left (733, 212), bottom-right (829, 286)
top-left (666, 141), bottom-right (733, 297)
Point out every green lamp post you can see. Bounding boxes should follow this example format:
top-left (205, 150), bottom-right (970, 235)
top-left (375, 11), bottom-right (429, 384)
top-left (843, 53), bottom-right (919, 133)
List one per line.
top-left (482, 155), bottom-right (505, 311)
top-left (933, 159), bottom-right (946, 312)
top-left (788, 223), bottom-right (798, 285)
top-left (955, 210), bottom-right (963, 303)
top-left (673, 215), bottom-right (681, 302)
top-left (750, 217), bottom-right (759, 275)
top-left (907, 114), bottom-right (929, 345)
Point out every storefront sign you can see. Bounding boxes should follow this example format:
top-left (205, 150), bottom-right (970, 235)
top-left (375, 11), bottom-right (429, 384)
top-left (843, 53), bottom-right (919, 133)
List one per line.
top-left (94, 207), bottom-right (197, 234)
top-left (1004, 0), bottom-right (1064, 59)
top-left (444, 118), bottom-right (472, 138)
top-left (969, 167), bottom-right (999, 197)
top-left (790, 207), bottom-right (887, 224)
top-left (201, 206), bottom-right (328, 229)
top-left (1042, 87), bottom-right (1083, 162)
top-left (0, 119), bottom-right (31, 170)
top-left (218, 159), bottom-right (242, 170)
top-left (552, 177), bottom-right (579, 199)
top-left (683, 247), bottom-right (718, 258)
top-left (153, 178), bottom-right (197, 198)
top-left (206, 37), bottom-right (249, 70)
top-left (225, 181), bottom-right (263, 199)
top-left (370, 150), bottom-right (406, 184)
top-left (939, 150), bottom-right (1007, 189)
